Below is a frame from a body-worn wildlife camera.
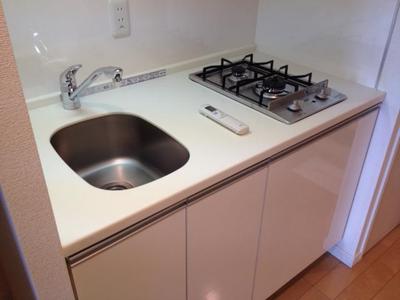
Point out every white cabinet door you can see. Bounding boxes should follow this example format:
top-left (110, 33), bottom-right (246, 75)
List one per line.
top-left (187, 168), bottom-right (268, 300)
top-left (253, 111), bottom-right (378, 300)
top-left (71, 210), bottom-right (186, 300)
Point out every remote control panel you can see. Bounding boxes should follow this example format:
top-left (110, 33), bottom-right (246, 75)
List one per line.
top-left (199, 105), bottom-right (249, 135)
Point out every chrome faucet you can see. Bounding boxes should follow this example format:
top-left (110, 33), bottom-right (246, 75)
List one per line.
top-left (60, 65), bottom-right (123, 110)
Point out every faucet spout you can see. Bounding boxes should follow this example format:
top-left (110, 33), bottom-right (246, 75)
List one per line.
top-left (60, 65), bottom-right (123, 110)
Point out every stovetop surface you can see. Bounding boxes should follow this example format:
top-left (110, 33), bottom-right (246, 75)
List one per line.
top-left (189, 54), bottom-right (347, 124)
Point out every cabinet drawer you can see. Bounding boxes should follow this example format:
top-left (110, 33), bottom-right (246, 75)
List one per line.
top-left (71, 210), bottom-right (186, 300)
top-left (253, 110), bottom-right (378, 299)
top-left (187, 168), bottom-right (268, 300)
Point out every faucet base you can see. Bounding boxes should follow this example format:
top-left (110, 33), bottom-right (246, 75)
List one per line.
top-left (61, 96), bottom-right (81, 110)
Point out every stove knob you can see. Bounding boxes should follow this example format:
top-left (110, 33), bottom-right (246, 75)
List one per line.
top-left (288, 100), bottom-right (302, 112)
top-left (316, 87), bottom-right (331, 100)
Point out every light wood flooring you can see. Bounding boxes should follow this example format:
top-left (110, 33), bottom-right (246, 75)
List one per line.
top-left (270, 225), bottom-right (400, 300)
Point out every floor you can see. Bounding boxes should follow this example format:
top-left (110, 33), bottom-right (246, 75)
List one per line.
top-left (270, 225), bottom-right (400, 300)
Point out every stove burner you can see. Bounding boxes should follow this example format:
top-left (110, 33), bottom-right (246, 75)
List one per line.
top-left (263, 75), bottom-right (286, 92)
top-left (232, 66), bottom-right (246, 77)
top-left (254, 75), bottom-right (289, 100)
top-left (228, 65), bottom-right (249, 83)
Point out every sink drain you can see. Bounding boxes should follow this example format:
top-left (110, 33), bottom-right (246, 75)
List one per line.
top-left (101, 181), bottom-right (134, 191)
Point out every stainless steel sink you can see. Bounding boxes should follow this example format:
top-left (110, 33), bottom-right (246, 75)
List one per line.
top-left (51, 114), bottom-right (190, 191)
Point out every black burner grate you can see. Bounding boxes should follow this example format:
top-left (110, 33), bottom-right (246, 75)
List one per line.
top-left (196, 54), bottom-right (315, 108)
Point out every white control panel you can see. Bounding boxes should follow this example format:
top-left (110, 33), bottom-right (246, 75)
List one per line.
top-left (109, 0), bottom-right (131, 38)
top-left (199, 105), bottom-right (249, 135)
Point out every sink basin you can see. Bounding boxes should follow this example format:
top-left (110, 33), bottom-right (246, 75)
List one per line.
top-left (50, 114), bottom-right (190, 191)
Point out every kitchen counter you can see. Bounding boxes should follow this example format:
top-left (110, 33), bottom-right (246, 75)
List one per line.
top-left (28, 52), bottom-right (384, 256)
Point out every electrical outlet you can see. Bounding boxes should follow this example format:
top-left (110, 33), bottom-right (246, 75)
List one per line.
top-left (109, 0), bottom-right (130, 38)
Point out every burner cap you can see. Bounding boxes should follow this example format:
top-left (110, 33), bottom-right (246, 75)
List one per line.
top-left (263, 75), bottom-right (286, 92)
top-left (232, 66), bottom-right (246, 78)
top-left (228, 65), bottom-right (249, 83)
top-left (254, 75), bottom-right (289, 100)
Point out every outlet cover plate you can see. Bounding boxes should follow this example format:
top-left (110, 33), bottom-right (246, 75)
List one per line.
top-left (109, 0), bottom-right (130, 38)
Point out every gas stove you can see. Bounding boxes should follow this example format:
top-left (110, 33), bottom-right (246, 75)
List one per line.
top-left (189, 54), bottom-right (347, 124)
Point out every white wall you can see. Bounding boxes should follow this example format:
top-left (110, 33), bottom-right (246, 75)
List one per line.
top-left (255, 0), bottom-right (397, 87)
top-left (329, 1), bottom-right (400, 265)
top-left (0, 3), bottom-right (74, 298)
top-left (2, 0), bottom-right (259, 100)
top-left (362, 3), bottom-right (400, 250)
top-left (324, 1), bottom-right (400, 265)
top-left (367, 143), bottom-right (400, 249)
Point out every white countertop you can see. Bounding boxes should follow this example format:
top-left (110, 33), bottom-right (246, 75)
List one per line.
top-left (29, 52), bottom-right (384, 256)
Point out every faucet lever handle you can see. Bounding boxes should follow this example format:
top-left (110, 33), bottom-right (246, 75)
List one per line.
top-left (60, 64), bottom-right (82, 94)
top-left (60, 64), bottom-right (82, 82)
